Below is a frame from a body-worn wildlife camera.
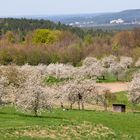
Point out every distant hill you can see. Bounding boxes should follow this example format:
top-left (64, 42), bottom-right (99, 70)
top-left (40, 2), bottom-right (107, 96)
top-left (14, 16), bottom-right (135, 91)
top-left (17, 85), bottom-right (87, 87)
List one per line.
top-left (39, 9), bottom-right (140, 29)
top-left (92, 9), bottom-right (140, 24)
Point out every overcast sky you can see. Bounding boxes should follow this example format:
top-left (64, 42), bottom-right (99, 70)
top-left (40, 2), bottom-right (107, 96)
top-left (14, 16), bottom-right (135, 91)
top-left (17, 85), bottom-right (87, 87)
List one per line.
top-left (0, 0), bottom-right (140, 17)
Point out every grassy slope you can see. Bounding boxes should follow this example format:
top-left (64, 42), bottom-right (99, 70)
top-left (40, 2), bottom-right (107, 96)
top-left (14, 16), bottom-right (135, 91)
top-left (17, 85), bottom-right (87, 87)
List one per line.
top-left (114, 91), bottom-right (140, 110)
top-left (0, 106), bottom-right (140, 140)
top-left (0, 90), bottom-right (140, 140)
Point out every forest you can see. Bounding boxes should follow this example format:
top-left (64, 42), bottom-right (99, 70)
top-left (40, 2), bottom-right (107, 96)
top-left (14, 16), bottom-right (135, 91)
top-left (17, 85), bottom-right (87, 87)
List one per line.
top-left (0, 18), bottom-right (140, 66)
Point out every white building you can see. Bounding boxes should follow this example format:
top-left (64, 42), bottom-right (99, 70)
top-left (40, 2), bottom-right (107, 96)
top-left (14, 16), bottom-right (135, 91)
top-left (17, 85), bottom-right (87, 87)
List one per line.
top-left (110, 18), bottom-right (124, 24)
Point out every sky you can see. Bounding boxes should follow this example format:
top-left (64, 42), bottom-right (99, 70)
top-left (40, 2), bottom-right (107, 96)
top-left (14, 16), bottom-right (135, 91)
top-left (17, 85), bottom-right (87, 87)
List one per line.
top-left (0, 0), bottom-right (140, 17)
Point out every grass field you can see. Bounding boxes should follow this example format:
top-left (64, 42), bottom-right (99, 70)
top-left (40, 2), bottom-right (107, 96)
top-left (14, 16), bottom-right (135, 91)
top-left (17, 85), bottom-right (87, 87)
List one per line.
top-left (114, 91), bottom-right (140, 111)
top-left (97, 68), bottom-right (140, 83)
top-left (0, 106), bottom-right (140, 140)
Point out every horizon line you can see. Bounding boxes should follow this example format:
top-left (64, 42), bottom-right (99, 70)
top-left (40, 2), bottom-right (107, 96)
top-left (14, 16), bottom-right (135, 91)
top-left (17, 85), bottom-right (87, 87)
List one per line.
top-left (0, 8), bottom-right (140, 18)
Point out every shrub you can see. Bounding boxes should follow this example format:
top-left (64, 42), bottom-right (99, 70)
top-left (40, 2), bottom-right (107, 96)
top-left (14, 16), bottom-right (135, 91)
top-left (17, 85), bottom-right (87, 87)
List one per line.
top-left (32, 29), bottom-right (61, 45)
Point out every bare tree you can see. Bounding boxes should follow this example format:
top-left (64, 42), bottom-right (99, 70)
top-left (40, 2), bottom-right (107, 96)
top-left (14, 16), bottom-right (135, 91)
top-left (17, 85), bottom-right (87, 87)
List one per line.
top-left (95, 86), bottom-right (116, 111)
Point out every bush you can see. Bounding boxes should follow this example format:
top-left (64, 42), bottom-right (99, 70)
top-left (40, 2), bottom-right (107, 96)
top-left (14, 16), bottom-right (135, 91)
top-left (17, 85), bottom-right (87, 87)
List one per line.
top-left (32, 29), bottom-right (61, 45)
top-left (0, 50), bottom-right (13, 65)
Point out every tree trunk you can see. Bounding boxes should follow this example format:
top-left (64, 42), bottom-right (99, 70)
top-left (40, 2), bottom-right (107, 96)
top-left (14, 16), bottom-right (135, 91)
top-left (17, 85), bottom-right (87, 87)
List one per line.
top-left (61, 102), bottom-right (64, 109)
top-left (34, 93), bottom-right (39, 117)
top-left (70, 103), bottom-right (73, 110)
top-left (78, 101), bottom-right (80, 110)
top-left (104, 103), bottom-right (108, 111)
top-left (102, 75), bottom-right (105, 80)
top-left (81, 101), bottom-right (84, 110)
top-left (34, 108), bottom-right (38, 117)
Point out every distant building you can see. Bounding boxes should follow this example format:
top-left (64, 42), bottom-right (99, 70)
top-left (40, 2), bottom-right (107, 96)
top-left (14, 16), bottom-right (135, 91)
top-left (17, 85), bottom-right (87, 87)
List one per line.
top-left (110, 18), bottom-right (124, 24)
top-left (75, 22), bottom-right (80, 25)
top-left (69, 23), bottom-right (74, 26)
top-left (132, 19), bottom-right (140, 24)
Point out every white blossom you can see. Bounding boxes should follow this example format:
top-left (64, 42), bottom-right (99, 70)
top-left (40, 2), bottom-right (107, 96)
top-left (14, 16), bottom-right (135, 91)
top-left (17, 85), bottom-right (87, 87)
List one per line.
top-left (135, 58), bottom-right (140, 67)
top-left (76, 57), bottom-right (107, 79)
top-left (82, 57), bottom-right (98, 67)
top-left (101, 55), bottom-right (117, 68)
top-left (0, 76), bottom-right (9, 105)
top-left (46, 63), bottom-right (76, 79)
top-left (16, 69), bottom-right (52, 116)
top-left (60, 79), bottom-right (96, 110)
top-left (129, 73), bottom-right (140, 105)
top-left (120, 56), bottom-right (133, 69)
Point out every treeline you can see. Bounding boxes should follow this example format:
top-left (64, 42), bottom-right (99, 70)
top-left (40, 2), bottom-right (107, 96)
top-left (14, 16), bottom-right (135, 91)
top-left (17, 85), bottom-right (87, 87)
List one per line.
top-left (0, 18), bottom-right (112, 40)
top-left (0, 18), bottom-right (85, 39)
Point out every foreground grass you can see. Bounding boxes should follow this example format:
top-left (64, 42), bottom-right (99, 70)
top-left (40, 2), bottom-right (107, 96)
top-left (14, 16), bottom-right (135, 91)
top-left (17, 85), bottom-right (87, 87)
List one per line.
top-left (0, 106), bottom-right (140, 140)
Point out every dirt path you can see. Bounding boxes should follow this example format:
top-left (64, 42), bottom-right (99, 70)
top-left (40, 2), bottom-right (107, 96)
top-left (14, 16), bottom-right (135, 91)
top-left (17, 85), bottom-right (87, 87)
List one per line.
top-left (95, 82), bottom-right (129, 93)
